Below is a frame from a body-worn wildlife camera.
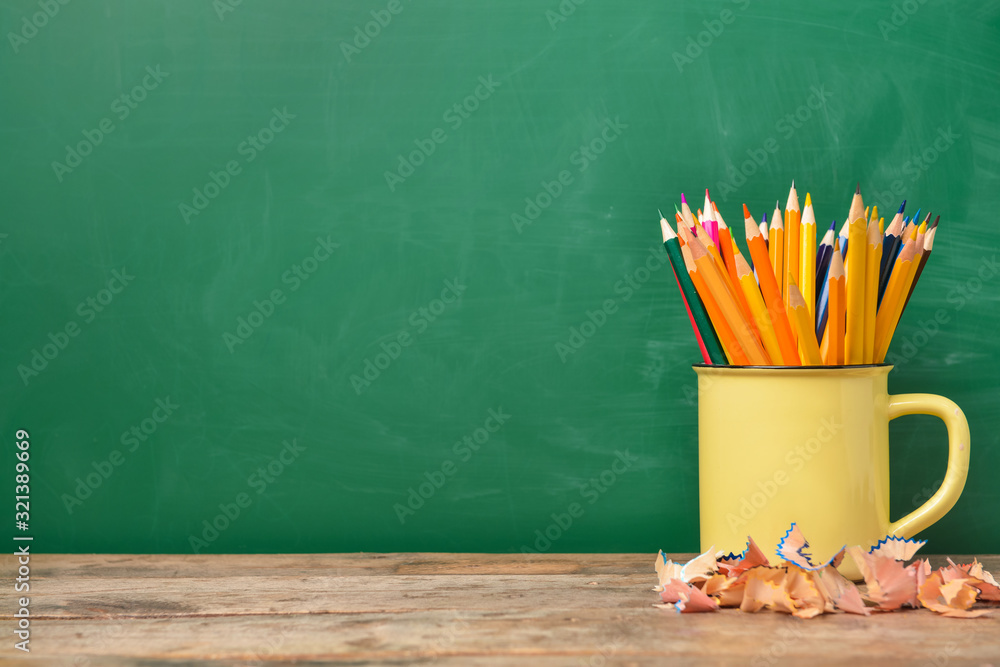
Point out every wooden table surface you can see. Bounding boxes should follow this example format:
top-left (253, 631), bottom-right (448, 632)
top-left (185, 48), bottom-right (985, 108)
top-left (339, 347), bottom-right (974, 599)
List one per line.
top-left (2, 553), bottom-right (999, 666)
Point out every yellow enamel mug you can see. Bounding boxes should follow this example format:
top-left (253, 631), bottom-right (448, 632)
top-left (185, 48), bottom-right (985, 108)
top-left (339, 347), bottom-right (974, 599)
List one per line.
top-left (695, 364), bottom-right (970, 580)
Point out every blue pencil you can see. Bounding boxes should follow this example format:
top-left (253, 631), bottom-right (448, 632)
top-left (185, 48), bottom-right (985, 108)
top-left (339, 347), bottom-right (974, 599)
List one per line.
top-left (814, 222), bottom-right (837, 340)
top-left (877, 201), bottom-right (906, 307)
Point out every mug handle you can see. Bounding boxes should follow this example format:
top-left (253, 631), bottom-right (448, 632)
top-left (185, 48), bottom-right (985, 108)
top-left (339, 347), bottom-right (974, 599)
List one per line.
top-left (887, 393), bottom-right (970, 538)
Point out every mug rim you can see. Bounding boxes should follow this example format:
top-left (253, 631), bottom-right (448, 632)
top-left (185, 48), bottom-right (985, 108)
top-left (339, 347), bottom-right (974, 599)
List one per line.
top-left (692, 363), bottom-right (892, 370)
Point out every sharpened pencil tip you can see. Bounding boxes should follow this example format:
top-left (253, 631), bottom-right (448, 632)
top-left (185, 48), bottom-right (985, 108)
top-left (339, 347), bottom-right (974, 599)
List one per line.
top-left (791, 179), bottom-right (795, 189)
top-left (932, 215), bottom-right (940, 229)
top-left (855, 183), bottom-right (861, 194)
top-left (658, 209), bottom-right (664, 220)
top-left (899, 200), bottom-right (906, 214)
top-left (762, 212), bottom-right (767, 223)
top-left (742, 203), bottom-right (750, 218)
top-left (681, 193), bottom-right (687, 204)
top-left (829, 221), bottom-right (837, 230)
top-left (674, 204), bottom-right (681, 214)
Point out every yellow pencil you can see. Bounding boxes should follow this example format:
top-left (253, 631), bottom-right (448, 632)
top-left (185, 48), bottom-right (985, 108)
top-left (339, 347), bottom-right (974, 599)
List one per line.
top-left (874, 239), bottom-right (918, 362)
top-left (862, 219), bottom-right (882, 364)
top-left (824, 239), bottom-right (846, 365)
top-left (735, 253), bottom-right (783, 365)
top-left (843, 195), bottom-right (867, 364)
top-left (783, 182), bottom-right (800, 308)
top-left (799, 192), bottom-right (817, 321)
top-left (788, 279), bottom-right (823, 365)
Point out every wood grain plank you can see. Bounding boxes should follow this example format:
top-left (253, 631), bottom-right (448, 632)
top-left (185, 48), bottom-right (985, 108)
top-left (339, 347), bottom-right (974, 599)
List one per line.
top-left (2, 607), bottom-right (997, 665)
top-left (0, 552), bottom-right (675, 578)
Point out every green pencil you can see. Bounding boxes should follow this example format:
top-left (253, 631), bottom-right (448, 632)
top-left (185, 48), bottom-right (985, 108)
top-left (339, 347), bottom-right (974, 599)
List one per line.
top-left (660, 217), bottom-right (726, 364)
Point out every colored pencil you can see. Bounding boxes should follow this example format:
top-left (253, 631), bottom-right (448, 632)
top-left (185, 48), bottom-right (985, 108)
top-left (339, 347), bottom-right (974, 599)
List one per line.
top-left (768, 201), bottom-right (784, 299)
top-left (680, 242), bottom-right (735, 364)
top-left (874, 238), bottom-right (918, 362)
top-left (788, 280), bottom-right (823, 365)
top-left (814, 221), bottom-right (836, 341)
top-left (843, 192), bottom-right (867, 364)
top-left (862, 219), bottom-right (882, 364)
top-left (900, 216), bottom-right (937, 316)
top-left (878, 201), bottom-right (906, 306)
top-left (799, 192), bottom-right (817, 321)
top-left (703, 189), bottom-right (719, 246)
top-left (680, 193), bottom-right (698, 234)
top-left (661, 218), bottom-right (726, 364)
top-left (823, 239), bottom-right (846, 365)
top-left (715, 210), bottom-right (758, 338)
top-left (735, 253), bottom-right (783, 365)
top-left (744, 206), bottom-right (800, 365)
top-left (783, 182), bottom-right (800, 308)
top-left (688, 235), bottom-right (769, 365)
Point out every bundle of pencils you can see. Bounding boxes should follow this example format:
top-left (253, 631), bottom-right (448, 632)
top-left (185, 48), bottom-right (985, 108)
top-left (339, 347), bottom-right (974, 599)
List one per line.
top-left (659, 184), bottom-right (938, 366)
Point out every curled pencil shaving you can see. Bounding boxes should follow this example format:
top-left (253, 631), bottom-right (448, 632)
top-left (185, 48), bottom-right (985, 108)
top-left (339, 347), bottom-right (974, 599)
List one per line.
top-left (777, 523), bottom-right (845, 571)
top-left (654, 524), bottom-right (997, 618)
top-left (868, 535), bottom-right (927, 561)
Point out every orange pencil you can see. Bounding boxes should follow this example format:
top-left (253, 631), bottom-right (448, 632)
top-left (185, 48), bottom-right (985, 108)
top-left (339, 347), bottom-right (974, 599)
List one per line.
top-left (681, 243), bottom-right (735, 364)
top-left (688, 235), bottom-right (769, 365)
top-left (715, 208), bottom-right (758, 338)
top-left (783, 182), bottom-right (801, 307)
top-left (744, 205), bottom-right (800, 365)
top-left (769, 200), bottom-right (785, 299)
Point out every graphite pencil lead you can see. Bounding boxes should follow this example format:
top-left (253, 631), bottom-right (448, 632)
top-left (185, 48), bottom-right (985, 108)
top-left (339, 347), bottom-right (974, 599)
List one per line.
top-left (855, 182), bottom-right (861, 194)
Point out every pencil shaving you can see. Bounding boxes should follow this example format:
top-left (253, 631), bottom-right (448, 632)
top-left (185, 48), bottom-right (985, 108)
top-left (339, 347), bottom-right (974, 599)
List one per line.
top-left (654, 524), bottom-right (997, 618)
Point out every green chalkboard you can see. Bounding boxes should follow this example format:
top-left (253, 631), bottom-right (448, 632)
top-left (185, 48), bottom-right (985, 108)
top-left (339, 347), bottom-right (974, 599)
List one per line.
top-left (2, 0), bottom-right (998, 555)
